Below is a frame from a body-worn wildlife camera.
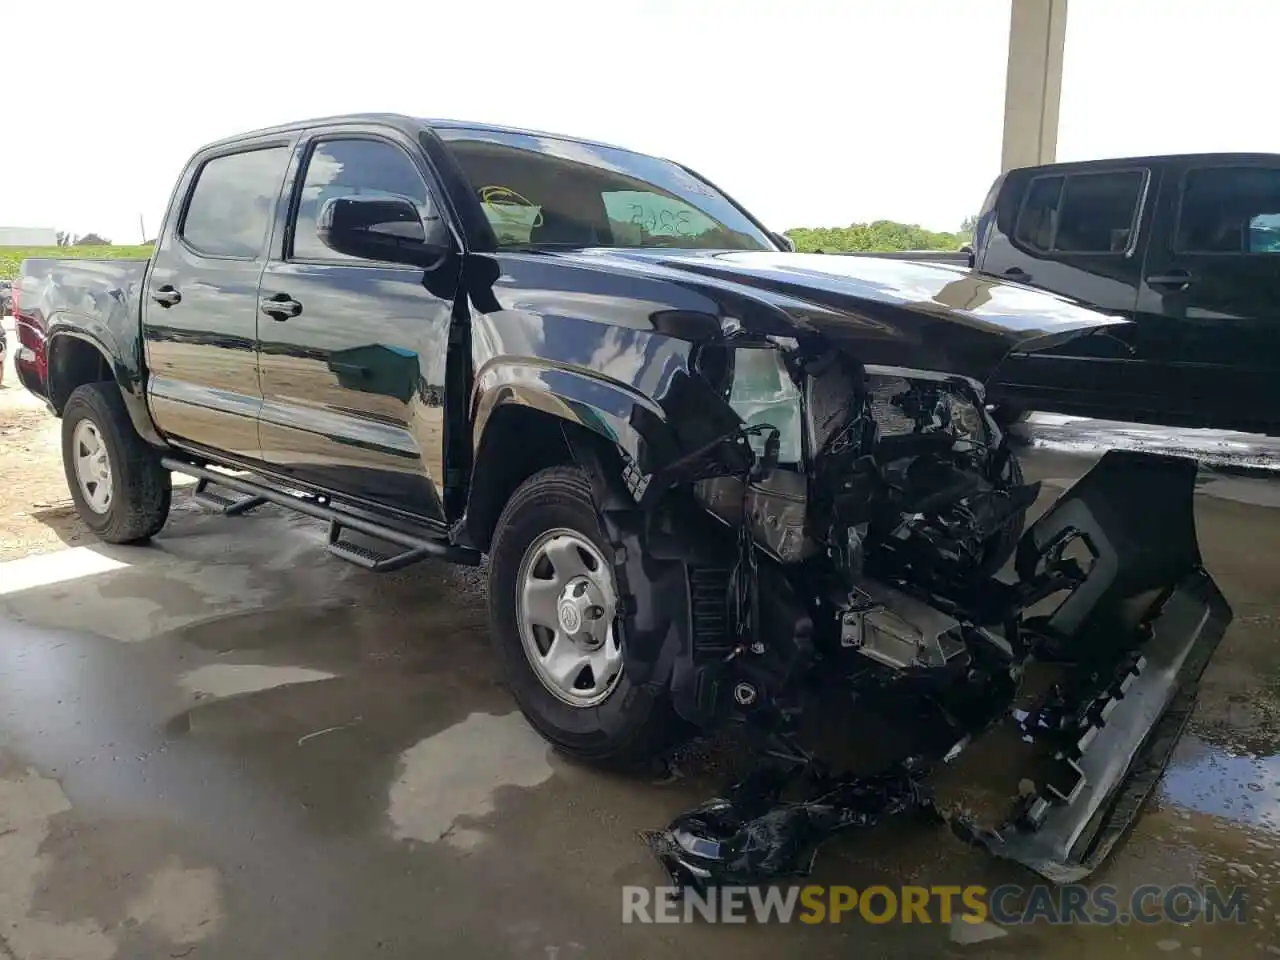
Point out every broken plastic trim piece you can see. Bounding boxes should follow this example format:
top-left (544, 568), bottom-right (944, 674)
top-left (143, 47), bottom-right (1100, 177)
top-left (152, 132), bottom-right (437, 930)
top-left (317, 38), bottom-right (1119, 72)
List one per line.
top-left (641, 764), bottom-right (931, 893)
top-left (960, 569), bottom-right (1230, 882)
top-left (947, 450), bottom-right (1231, 880)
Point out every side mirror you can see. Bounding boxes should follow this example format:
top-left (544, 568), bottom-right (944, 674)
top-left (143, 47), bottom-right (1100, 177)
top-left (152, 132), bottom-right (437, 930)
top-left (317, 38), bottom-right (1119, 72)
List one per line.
top-left (317, 196), bottom-right (448, 267)
top-left (771, 231), bottom-right (796, 252)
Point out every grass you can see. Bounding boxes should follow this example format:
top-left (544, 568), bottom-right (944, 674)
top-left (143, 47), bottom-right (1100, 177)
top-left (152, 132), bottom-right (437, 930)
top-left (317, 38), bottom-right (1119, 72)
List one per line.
top-left (0, 244), bottom-right (154, 281)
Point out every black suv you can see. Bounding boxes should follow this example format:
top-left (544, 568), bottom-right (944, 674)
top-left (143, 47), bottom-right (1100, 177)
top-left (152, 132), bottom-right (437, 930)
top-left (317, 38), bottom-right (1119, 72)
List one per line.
top-left (973, 153), bottom-right (1280, 434)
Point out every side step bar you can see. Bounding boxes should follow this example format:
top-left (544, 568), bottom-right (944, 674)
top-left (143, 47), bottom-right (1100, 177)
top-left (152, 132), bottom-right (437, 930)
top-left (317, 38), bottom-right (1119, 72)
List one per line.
top-left (191, 477), bottom-right (268, 516)
top-left (325, 518), bottom-right (443, 573)
top-left (161, 458), bottom-right (481, 569)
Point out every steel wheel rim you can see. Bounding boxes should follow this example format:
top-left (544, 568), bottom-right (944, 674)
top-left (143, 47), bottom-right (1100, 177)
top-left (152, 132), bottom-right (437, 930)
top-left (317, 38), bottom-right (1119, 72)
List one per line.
top-left (515, 527), bottom-right (623, 707)
top-left (72, 419), bottom-right (113, 514)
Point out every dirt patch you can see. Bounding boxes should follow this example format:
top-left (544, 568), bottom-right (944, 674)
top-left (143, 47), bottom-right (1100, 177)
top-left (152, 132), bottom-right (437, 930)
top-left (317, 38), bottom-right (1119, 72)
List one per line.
top-left (0, 348), bottom-right (89, 561)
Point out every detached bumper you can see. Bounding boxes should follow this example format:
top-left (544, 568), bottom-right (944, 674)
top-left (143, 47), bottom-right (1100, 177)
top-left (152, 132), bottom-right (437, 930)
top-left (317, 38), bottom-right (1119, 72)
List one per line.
top-left (971, 569), bottom-right (1230, 881)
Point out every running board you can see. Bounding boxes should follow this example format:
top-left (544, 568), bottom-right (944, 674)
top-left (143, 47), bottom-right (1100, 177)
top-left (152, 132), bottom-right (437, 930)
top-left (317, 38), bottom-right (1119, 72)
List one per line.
top-left (326, 518), bottom-right (439, 572)
top-left (161, 457), bottom-right (480, 569)
top-left (191, 477), bottom-right (268, 516)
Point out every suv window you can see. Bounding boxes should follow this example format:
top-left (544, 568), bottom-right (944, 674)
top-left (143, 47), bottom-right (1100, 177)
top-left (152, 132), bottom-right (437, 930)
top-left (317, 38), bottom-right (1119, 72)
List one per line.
top-left (292, 138), bottom-right (439, 263)
top-left (1013, 171), bottom-right (1145, 255)
top-left (181, 147), bottom-right (290, 258)
top-left (1013, 176), bottom-right (1063, 252)
top-left (1176, 166), bottom-right (1280, 254)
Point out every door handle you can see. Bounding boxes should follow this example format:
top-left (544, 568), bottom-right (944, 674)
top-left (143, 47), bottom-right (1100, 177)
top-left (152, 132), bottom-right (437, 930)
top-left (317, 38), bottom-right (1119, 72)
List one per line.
top-left (260, 293), bottom-right (302, 319)
top-left (151, 285), bottom-right (182, 307)
top-left (1146, 270), bottom-right (1193, 291)
top-left (1002, 266), bottom-right (1032, 282)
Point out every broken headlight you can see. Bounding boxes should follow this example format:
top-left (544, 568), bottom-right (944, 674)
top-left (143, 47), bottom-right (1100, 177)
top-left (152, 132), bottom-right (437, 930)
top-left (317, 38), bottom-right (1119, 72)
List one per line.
top-left (694, 344), bottom-right (812, 563)
top-left (722, 345), bottom-right (804, 465)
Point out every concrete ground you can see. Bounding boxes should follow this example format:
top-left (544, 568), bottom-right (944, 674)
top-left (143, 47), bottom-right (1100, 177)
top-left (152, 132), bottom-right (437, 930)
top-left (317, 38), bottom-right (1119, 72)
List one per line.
top-left (3, 323), bottom-right (1280, 957)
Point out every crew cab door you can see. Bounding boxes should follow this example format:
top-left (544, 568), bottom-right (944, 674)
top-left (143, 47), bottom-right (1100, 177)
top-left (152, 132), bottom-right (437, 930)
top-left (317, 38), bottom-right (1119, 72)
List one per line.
top-left (1135, 158), bottom-right (1280, 429)
top-left (980, 164), bottom-right (1154, 412)
top-left (255, 131), bottom-right (453, 523)
top-left (143, 140), bottom-right (294, 461)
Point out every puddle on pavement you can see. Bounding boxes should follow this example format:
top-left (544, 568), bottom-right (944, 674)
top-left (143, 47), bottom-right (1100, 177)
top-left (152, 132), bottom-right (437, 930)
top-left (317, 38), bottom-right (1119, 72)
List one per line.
top-left (1161, 733), bottom-right (1280, 833)
top-left (178, 663), bottom-right (338, 700)
top-left (387, 710), bottom-right (555, 849)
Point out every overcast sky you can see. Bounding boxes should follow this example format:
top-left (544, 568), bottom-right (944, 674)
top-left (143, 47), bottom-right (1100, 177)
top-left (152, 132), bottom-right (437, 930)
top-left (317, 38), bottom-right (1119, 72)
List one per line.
top-left (2, 0), bottom-right (1275, 243)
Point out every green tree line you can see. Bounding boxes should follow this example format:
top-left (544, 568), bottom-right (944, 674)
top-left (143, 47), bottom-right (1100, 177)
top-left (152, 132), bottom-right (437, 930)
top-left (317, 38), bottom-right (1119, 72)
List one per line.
top-left (785, 219), bottom-right (971, 254)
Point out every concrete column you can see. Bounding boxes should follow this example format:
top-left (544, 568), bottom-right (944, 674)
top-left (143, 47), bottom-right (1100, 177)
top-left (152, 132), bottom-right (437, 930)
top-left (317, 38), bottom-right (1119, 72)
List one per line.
top-left (1001, 0), bottom-right (1068, 172)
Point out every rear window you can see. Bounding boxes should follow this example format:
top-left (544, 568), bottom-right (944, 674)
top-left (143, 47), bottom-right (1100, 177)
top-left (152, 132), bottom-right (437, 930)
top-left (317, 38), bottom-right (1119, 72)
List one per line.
top-left (1176, 166), bottom-right (1280, 254)
top-left (181, 147), bottom-right (290, 258)
top-left (1013, 170), bottom-right (1145, 255)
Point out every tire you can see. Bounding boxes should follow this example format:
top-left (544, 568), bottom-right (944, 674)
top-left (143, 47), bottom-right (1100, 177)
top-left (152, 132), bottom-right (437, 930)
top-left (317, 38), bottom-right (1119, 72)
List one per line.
top-left (61, 382), bottom-right (171, 544)
top-left (488, 466), bottom-right (683, 766)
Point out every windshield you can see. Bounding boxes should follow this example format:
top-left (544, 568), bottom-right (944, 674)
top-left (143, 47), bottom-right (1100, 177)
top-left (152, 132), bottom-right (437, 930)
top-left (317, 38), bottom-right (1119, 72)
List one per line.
top-left (436, 128), bottom-right (774, 252)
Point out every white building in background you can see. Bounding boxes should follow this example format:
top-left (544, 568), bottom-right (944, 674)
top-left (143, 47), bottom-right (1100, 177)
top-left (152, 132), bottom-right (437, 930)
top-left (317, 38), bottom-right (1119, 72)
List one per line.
top-left (0, 226), bottom-right (59, 246)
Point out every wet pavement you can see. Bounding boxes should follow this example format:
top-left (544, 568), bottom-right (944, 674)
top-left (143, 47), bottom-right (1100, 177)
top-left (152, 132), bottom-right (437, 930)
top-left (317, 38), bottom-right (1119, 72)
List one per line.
top-left (0, 420), bottom-right (1278, 958)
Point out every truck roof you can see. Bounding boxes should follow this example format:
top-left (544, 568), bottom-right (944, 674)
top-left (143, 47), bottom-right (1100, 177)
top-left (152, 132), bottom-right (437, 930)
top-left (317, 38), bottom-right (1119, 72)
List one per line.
top-left (1010, 152), bottom-right (1280, 174)
top-left (200, 112), bottom-right (640, 157)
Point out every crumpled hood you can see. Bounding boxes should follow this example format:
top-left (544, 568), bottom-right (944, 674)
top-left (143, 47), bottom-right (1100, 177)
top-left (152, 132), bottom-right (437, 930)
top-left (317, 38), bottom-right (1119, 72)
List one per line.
top-left (590, 249), bottom-right (1128, 385)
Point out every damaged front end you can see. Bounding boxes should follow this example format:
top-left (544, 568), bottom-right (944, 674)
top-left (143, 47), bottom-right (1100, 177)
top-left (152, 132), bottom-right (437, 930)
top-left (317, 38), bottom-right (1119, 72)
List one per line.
top-left (622, 337), bottom-right (1230, 887)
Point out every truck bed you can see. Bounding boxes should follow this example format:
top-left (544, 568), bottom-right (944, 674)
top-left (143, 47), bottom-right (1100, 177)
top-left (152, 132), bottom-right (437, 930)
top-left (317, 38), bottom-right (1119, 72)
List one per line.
top-left (14, 257), bottom-right (150, 400)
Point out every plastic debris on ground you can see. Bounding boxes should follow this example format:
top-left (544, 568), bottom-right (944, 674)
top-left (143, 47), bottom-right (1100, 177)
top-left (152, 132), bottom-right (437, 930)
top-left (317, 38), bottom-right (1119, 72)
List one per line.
top-left (640, 761), bottom-right (932, 893)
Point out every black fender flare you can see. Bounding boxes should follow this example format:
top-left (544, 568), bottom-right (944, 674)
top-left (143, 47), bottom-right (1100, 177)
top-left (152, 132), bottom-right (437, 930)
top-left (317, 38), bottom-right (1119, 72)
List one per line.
top-left (45, 327), bottom-right (164, 447)
top-left (471, 357), bottom-right (668, 468)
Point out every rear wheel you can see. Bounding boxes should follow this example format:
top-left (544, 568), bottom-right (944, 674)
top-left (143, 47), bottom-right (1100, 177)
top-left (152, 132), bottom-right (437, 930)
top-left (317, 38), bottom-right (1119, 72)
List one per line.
top-left (62, 382), bottom-right (171, 544)
top-left (488, 466), bottom-right (682, 765)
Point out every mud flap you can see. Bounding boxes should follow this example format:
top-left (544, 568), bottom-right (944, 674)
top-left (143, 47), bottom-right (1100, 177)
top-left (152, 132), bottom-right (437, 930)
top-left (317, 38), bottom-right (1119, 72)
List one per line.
top-left (957, 451), bottom-right (1232, 881)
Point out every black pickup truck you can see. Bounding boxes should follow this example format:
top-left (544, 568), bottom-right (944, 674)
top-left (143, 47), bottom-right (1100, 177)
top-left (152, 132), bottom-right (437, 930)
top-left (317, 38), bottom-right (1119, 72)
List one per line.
top-left (14, 114), bottom-right (1230, 881)
top-left (972, 153), bottom-right (1280, 433)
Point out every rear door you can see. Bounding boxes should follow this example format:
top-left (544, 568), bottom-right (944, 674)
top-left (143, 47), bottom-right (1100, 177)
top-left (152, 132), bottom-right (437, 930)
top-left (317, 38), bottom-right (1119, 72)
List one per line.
top-left (980, 165), bottom-right (1151, 317)
top-left (1136, 158), bottom-right (1280, 428)
top-left (981, 164), bottom-right (1154, 410)
top-left (256, 129), bottom-right (454, 523)
top-left (144, 141), bottom-right (293, 460)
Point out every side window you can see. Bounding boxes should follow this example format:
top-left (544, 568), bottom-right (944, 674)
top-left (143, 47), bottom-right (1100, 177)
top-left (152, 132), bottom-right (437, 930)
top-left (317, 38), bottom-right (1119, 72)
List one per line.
top-left (1176, 166), bottom-right (1280, 254)
top-left (1013, 171), bottom-right (1144, 255)
top-left (1055, 172), bottom-right (1144, 253)
top-left (1013, 176), bottom-right (1063, 253)
top-left (292, 138), bottom-right (439, 263)
top-left (181, 147), bottom-right (289, 258)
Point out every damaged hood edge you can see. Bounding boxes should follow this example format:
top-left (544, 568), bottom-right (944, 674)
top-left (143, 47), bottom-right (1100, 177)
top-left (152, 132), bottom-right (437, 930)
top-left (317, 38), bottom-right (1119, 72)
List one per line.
top-left (588, 249), bottom-right (1130, 385)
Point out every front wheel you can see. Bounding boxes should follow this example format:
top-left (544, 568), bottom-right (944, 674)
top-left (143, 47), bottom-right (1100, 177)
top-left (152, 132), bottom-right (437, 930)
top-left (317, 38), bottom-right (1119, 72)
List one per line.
top-left (61, 382), bottom-right (171, 544)
top-left (488, 466), bottom-right (683, 766)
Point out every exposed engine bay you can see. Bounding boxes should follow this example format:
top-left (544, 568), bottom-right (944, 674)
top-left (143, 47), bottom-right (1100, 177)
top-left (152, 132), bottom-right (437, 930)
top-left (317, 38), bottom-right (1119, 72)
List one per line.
top-left (622, 338), bottom-right (1231, 887)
